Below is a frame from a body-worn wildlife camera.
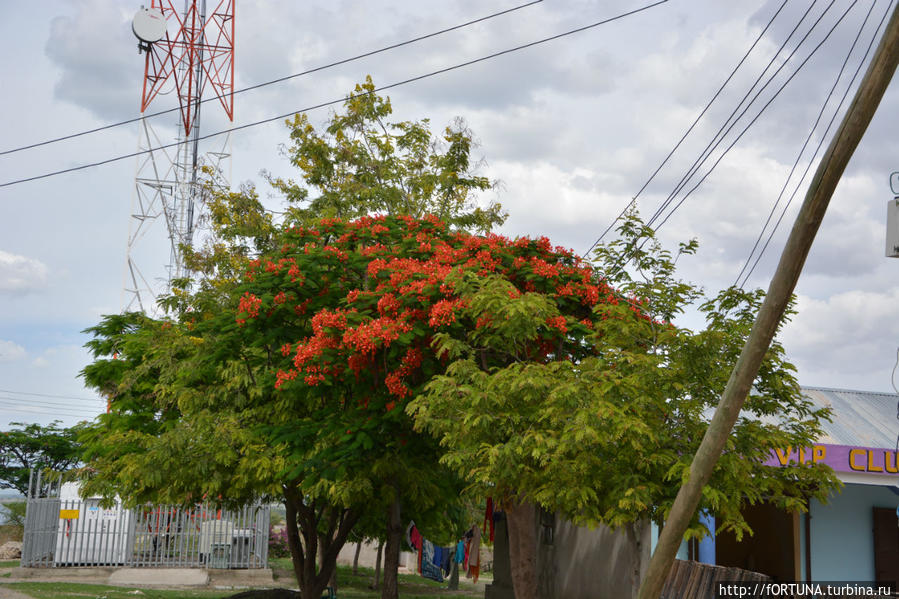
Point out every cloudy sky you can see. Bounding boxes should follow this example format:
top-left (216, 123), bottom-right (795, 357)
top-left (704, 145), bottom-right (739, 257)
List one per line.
top-left (1, 0), bottom-right (898, 429)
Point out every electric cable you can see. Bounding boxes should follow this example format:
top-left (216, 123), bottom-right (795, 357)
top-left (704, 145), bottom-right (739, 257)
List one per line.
top-left (648, 0), bottom-right (859, 237)
top-left (595, 0), bottom-right (849, 273)
top-left (737, 0), bottom-right (892, 288)
top-left (0, 394), bottom-right (106, 410)
top-left (583, 0), bottom-right (790, 257)
top-left (0, 0), bottom-right (668, 189)
top-left (0, 388), bottom-right (105, 402)
top-left (0, 399), bottom-right (100, 419)
top-left (0, 0), bottom-right (543, 157)
top-left (735, 0), bottom-right (883, 288)
top-left (646, 0), bottom-right (846, 235)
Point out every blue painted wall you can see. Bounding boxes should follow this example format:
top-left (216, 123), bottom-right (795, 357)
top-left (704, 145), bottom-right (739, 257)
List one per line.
top-left (809, 483), bottom-right (899, 581)
top-left (697, 512), bottom-right (716, 564)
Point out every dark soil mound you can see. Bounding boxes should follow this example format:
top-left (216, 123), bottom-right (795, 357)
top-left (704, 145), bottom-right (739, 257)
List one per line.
top-left (223, 590), bottom-right (301, 599)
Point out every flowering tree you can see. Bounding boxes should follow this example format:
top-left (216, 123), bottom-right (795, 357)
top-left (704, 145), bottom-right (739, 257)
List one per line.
top-left (221, 214), bottom-right (613, 598)
top-left (82, 79), bottom-right (504, 599)
top-left (80, 213), bottom-right (608, 599)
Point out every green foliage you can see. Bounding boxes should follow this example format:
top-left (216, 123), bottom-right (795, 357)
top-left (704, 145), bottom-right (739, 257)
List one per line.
top-left (0, 421), bottom-right (83, 495)
top-left (269, 525), bottom-right (291, 558)
top-left (410, 212), bottom-right (839, 542)
top-left (79, 80), bottom-right (504, 599)
top-left (270, 76), bottom-right (505, 233)
top-left (1, 501), bottom-right (26, 528)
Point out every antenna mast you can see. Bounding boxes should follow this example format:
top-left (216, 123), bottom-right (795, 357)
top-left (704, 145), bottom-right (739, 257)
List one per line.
top-left (125, 1), bottom-right (235, 314)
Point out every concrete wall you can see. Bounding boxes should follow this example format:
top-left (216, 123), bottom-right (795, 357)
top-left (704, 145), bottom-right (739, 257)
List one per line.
top-left (549, 518), bottom-right (651, 599)
top-left (334, 541), bottom-right (415, 571)
top-left (808, 483), bottom-right (899, 581)
top-left (489, 507), bottom-right (651, 599)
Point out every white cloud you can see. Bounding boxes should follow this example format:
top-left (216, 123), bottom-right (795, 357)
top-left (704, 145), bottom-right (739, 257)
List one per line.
top-left (44, 0), bottom-right (138, 121)
top-left (780, 289), bottom-right (899, 391)
top-left (0, 251), bottom-right (49, 294)
top-left (0, 341), bottom-right (26, 363)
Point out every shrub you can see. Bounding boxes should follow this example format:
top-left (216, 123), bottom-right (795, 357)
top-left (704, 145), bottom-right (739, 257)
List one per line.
top-left (268, 525), bottom-right (290, 558)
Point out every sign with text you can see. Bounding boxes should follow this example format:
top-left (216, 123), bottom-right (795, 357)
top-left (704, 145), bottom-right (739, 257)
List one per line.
top-left (766, 444), bottom-right (899, 475)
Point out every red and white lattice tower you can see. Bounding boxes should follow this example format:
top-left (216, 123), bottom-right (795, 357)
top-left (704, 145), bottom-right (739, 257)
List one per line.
top-left (125, 1), bottom-right (235, 313)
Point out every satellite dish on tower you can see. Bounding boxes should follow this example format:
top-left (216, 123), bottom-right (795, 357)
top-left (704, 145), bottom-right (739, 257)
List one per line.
top-left (132, 7), bottom-right (166, 52)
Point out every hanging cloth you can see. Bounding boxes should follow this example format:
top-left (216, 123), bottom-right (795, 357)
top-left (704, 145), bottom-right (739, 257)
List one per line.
top-left (467, 524), bottom-right (482, 583)
top-left (420, 539), bottom-right (444, 582)
top-left (483, 497), bottom-right (495, 542)
top-left (405, 521), bottom-right (422, 552)
top-left (455, 539), bottom-right (465, 564)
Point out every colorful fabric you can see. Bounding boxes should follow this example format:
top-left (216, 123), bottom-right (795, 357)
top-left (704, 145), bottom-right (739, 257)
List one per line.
top-left (420, 539), bottom-right (444, 582)
top-left (483, 497), bottom-right (495, 542)
top-left (441, 546), bottom-right (453, 574)
top-left (408, 523), bottom-right (422, 551)
top-left (455, 540), bottom-right (465, 564)
top-left (405, 521), bottom-right (417, 551)
top-left (468, 524), bottom-right (481, 570)
top-left (432, 545), bottom-right (443, 567)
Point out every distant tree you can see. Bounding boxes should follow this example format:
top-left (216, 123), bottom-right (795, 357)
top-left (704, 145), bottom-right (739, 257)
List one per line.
top-left (2, 501), bottom-right (27, 530)
top-left (0, 421), bottom-right (82, 495)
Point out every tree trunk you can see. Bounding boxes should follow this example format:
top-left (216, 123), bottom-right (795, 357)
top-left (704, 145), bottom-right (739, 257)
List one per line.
top-left (626, 521), bottom-right (642, 599)
top-left (505, 500), bottom-right (538, 599)
top-left (284, 487), bottom-right (359, 599)
top-left (448, 559), bottom-right (459, 590)
top-left (283, 498), bottom-right (307, 592)
top-left (353, 541), bottom-right (362, 575)
top-left (372, 541), bottom-right (383, 589)
top-left (380, 494), bottom-right (403, 599)
top-left (318, 534), bottom-right (338, 592)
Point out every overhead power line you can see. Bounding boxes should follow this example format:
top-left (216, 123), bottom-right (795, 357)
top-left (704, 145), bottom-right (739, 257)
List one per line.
top-left (0, 0), bottom-right (544, 157)
top-left (648, 0), bottom-right (859, 236)
top-left (0, 399), bottom-right (100, 419)
top-left (583, 0), bottom-right (790, 257)
top-left (0, 388), bottom-right (104, 402)
top-left (586, 0), bottom-right (844, 267)
top-left (646, 0), bottom-right (849, 234)
top-left (0, 0), bottom-right (669, 189)
top-left (736, 0), bottom-right (891, 288)
top-left (0, 394), bottom-right (105, 410)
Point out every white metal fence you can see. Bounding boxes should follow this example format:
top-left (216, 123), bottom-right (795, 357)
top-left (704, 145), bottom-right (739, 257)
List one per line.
top-left (22, 474), bottom-right (269, 569)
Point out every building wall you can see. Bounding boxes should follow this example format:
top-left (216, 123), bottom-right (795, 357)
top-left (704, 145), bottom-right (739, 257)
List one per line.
top-left (334, 541), bottom-right (415, 571)
top-left (809, 483), bottom-right (899, 581)
top-left (549, 518), bottom-right (651, 599)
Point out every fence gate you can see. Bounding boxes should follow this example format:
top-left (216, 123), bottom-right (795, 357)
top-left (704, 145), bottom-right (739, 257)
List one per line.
top-left (22, 473), bottom-right (269, 569)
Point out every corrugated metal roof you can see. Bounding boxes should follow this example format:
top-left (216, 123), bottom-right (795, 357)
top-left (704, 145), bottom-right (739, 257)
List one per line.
top-left (801, 386), bottom-right (899, 448)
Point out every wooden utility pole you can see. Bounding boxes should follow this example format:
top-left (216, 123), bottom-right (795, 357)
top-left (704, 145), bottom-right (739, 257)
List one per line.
top-left (637, 5), bottom-right (899, 599)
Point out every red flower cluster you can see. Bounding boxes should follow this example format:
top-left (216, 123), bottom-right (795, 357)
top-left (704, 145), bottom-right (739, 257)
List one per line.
top-left (236, 293), bottom-right (262, 325)
top-left (237, 215), bottom-right (636, 404)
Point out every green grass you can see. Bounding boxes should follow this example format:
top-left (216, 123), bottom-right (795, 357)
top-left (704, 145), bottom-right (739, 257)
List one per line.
top-left (3, 563), bottom-right (485, 598)
top-left (0, 560), bottom-right (20, 567)
top-left (5, 582), bottom-right (231, 599)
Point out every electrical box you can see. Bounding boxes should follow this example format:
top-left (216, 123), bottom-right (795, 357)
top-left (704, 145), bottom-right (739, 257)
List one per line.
top-left (887, 198), bottom-right (899, 258)
top-left (55, 482), bottom-right (132, 565)
top-left (209, 543), bottom-right (231, 569)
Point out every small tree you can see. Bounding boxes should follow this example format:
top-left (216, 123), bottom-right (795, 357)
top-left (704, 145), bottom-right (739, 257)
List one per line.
top-left (0, 421), bottom-right (83, 496)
